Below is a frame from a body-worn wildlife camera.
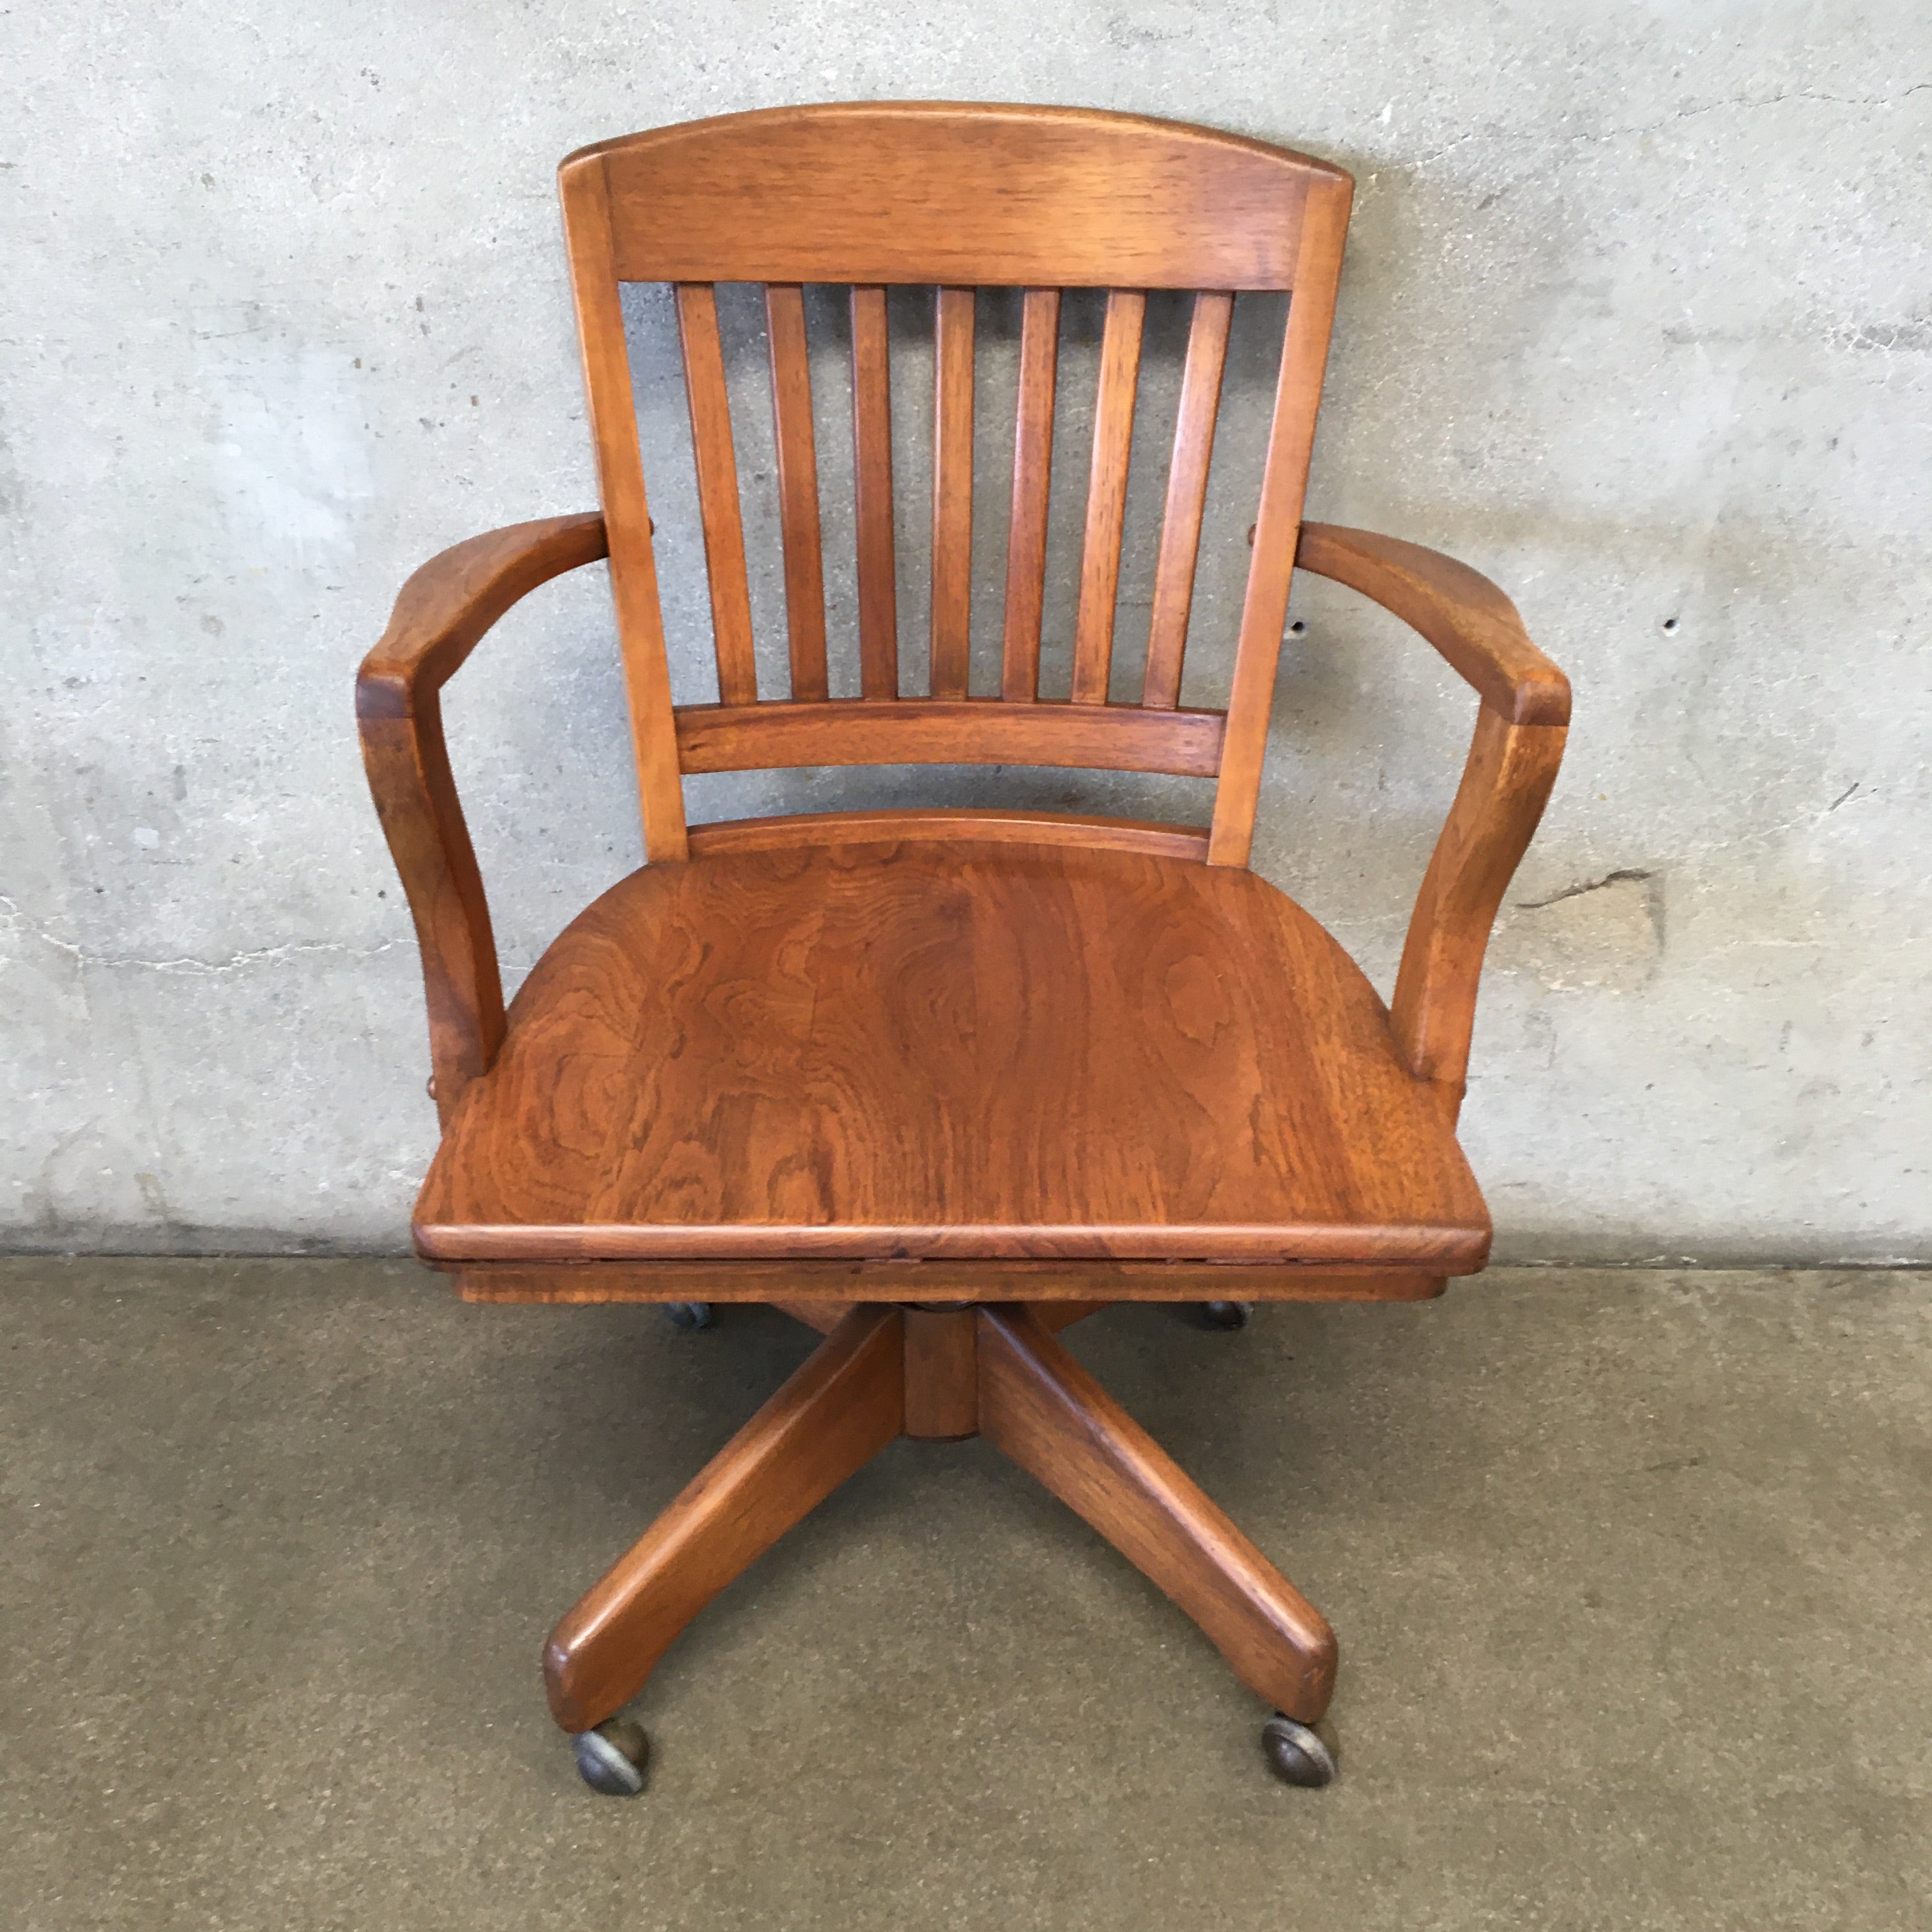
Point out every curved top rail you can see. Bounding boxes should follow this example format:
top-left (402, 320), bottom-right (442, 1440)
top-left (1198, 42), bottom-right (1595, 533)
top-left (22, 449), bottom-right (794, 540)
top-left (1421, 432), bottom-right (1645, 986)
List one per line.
top-left (562, 102), bottom-right (1349, 288)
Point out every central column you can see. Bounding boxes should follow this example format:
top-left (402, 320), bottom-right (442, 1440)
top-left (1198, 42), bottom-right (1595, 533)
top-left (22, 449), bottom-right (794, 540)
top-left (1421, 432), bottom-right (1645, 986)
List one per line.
top-left (900, 1304), bottom-right (979, 1440)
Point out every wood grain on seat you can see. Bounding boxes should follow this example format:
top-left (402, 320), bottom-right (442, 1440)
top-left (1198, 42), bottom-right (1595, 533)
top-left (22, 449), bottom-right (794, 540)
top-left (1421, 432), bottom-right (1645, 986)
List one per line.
top-left (414, 840), bottom-right (1488, 1268)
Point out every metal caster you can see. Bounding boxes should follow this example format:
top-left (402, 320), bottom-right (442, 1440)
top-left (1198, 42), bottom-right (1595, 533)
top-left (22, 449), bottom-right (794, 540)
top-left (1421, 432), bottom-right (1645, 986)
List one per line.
top-left (1262, 1712), bottom-right (1338, 1787)
top-left (664, 1301), bottom-right (713, 1331)
top-left (1199, 1300), bottom-right (1254, 1330)
top-left (572, 1717), bottom-right (650, 1796)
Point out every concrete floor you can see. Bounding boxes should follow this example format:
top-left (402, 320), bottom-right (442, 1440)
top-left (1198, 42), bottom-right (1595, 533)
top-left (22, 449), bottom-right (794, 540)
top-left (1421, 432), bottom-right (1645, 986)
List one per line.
top-left (2, 1262), bottom-right (1926, 1931)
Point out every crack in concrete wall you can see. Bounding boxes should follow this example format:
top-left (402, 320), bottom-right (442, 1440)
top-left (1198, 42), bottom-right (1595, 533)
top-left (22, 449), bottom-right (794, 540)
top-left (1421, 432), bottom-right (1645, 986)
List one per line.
top-left (1491, 871), bottom-right (1666, 995)
top-left (1515, 869), bottom-right (1657, 912)
top-left (3, 898), bottom-right (400, 976)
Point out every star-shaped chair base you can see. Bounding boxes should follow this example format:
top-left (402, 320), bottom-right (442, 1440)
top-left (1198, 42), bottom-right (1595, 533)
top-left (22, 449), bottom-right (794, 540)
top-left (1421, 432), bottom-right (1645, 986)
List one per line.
top-left (544, 1303), bottom-right (1338, 1791)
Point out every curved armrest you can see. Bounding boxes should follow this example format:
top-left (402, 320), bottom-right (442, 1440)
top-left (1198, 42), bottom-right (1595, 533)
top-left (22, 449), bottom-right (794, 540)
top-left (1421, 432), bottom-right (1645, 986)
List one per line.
top-left (1296, 523), bottom-right (1570, 727)
top-left (1294, 524), bottom-right (1569, 1098)
top-left (356, 513), bottom-right (610, 1123)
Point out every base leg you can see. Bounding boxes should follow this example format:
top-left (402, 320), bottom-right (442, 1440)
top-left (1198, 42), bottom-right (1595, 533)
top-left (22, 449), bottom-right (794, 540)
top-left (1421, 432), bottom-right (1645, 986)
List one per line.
top-left (544, 1304), bottom-right (904, 1731)
top-left (976, 1303), bottom-right (1336, 1722)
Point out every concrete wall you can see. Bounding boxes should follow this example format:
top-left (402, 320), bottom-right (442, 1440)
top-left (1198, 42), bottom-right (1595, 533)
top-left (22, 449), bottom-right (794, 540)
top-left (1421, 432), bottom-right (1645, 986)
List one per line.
top-left (4, 2), bottom-right (1927, 1260)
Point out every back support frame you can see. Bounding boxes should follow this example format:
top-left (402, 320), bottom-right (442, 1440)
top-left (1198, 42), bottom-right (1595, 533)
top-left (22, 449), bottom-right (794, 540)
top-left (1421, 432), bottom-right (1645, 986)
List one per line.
top-left (556, 103), bottom-right (1353, 866)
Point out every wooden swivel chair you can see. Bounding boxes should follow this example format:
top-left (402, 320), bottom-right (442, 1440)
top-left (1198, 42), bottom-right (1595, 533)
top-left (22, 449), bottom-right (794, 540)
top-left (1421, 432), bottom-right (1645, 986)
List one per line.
top-left (357, 103), bottom-right (1569, 1796)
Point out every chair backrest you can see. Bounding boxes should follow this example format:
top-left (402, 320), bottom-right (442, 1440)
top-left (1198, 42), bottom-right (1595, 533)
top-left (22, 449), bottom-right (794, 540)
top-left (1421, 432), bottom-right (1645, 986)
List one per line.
top-left (557, 103), bottom-right (1353, 867)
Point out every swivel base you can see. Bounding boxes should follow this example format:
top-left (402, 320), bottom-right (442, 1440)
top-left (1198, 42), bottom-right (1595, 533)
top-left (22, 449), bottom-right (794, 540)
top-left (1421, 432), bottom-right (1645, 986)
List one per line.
top-left (546, 1304), bottom-right (1338, 1792)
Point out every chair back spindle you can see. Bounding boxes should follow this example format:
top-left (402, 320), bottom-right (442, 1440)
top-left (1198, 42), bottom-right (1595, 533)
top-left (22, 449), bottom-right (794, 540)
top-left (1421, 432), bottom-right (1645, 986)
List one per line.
top-left (930, 286), bottom-right (977, 702)
top-left (1000, 287), bottom-right (1061, 703)
top-left (849, 285), bottom-right (900, 699)
top-left (673, 283), bottom-right (758, 708)
top-left (764, 283), bottom-right (830, 703)
top-left (1071, 289), bottom-right (1146, 706)
top-left (1143, 291), bottom-right (1234, 710)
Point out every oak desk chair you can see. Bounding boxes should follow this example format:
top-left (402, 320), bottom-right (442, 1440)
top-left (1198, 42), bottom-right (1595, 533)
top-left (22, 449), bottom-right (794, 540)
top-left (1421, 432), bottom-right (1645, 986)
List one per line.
top-left (357, 103), bottom-right (1568, 1797)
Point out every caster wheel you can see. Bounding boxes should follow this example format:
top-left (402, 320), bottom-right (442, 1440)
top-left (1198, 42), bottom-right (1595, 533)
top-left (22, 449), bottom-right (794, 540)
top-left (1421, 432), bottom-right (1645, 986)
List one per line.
top-left (664, 1301), bottom-right (713, 1331)
top-left (1262, 1712), bottom-right (1338, 1788)
top-left (573, 1718), bottom-right (650, 1796)
top-left (1199, 1300), bottom-right (1254, 1330)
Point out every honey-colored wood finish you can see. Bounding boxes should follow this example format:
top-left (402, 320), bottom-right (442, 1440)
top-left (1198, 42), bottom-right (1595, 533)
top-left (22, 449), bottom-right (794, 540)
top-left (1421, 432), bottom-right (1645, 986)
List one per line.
top-left (764, 282), bottom-right (829, 702)
top-left (1000, 287), bottom-right (1060, 702)
top-left (1208, 172), bottom-right (1353, 866)
top-left (930, 286), bottom-right (976, 700)
top-left (682, 807), bottom-right (1210, 862)
top-left (849, 284), bottom-right (898, 698)
top-left (413, 841), bottom-right (1489, 1268)
top-left (446, 1260), bottom-right (1446, 1304)
top-left (560, 164), bottom-right (687, 861)
top-left (358, 512), bottom-right (608, 1122)
top-left (544, 1304), bottom-right (905, 1731)
top-left (1143, 291), bottom-right (1232, 709)
top-left (673, 698), bottom-right (1225, 777)
top-left (977, 1306), bottom-right (1336, 1719)
top-left (1393, 708), bottom-right (1567, 1094)
top-left (543, 105), bottom-right (1356, 862)
top-left (1296, 523), bottom-right (1570, 726)
top-left (675, 283), bottom-right (759, 707)
top-left (903, 1308), bottom-right (979, 1439)
top-left (543, 1298), bottom-right (1339, 1736)
top-left (1071, 289), bottom-right (1146, 705)
top-left (575, 103), bottom-right (1340, 287)
top-left (359, 103), bottom-right (1572, 1761)
top-left (1291, 522), bottom-right (1572, 1099)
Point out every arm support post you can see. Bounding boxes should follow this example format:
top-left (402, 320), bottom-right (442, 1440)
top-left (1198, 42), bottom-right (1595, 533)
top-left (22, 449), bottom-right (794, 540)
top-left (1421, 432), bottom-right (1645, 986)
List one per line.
top-left (1391, 705), bottom-right (1567, 1092)
top-left (355, 513), bottom-right (610, 1124)
top-left (1294, 523), bottom-right (1570, 1096)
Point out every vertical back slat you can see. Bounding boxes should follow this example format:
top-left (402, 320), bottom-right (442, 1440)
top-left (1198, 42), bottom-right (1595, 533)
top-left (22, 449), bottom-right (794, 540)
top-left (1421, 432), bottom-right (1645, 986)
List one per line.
top-left (930, 286), bottom-right (976, 700)
top-left (1142, 291), bottom-right (1234, 710)
top-left (850, 284), bottom-right (900, 698)
top-left (765, 284), bottom-right (829, 701)
top-left (674, 283), bottom-right (759, 707)
top-left (560, 162), bottom-right (688, 860)
top-left (1209, 177), bottom-right (1353, 866)
top-left (1070, 289), bottom-right (1147, 704)
top-left (1000, 288), bottom-right (1061, 702)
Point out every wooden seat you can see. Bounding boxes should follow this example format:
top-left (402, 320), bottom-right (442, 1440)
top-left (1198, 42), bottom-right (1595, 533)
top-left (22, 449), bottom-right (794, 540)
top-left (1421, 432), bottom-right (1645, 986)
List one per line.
top-left (357, 103), bottom-right (1569, 1794)
top-left (417, 838), bottom-right (1487, 1271)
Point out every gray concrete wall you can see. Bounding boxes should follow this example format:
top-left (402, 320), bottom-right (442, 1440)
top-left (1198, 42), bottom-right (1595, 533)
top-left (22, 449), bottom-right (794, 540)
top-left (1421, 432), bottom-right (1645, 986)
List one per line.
top-left (3, 2), bottom-right (1927, 1260)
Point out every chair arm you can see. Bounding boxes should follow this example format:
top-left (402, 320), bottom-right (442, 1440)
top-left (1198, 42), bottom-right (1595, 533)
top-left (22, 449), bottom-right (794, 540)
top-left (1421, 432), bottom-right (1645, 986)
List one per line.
top-left (1295, 523), bottom-right (1570, 727)
top-left (355, 513), bottom-right (610, 1124)
top-left (1292, 524), bottom-right (1568, 1097)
